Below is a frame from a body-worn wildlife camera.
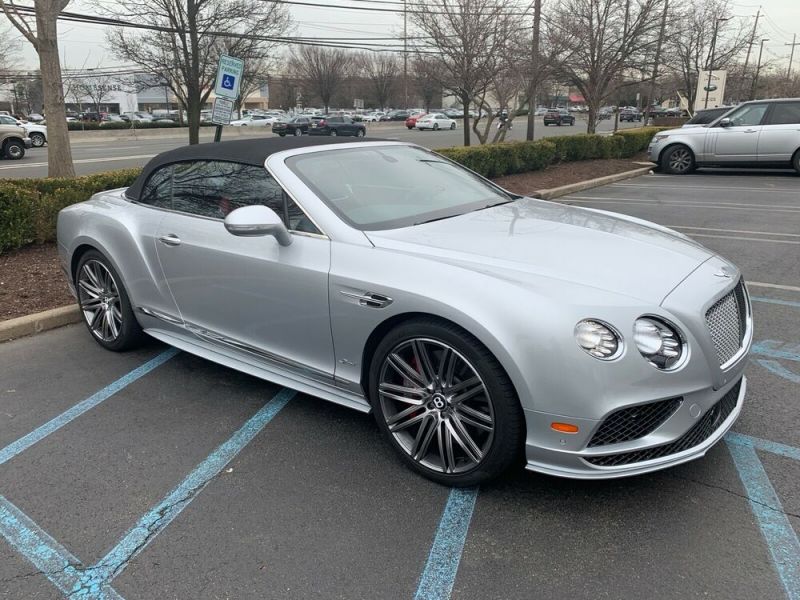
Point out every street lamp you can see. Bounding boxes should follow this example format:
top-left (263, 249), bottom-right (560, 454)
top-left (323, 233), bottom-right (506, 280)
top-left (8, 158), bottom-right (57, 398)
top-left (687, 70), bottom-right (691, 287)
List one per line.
top-left (751, 38), bottom-right (770, 100)
top-left (704, 17), bottom-right (732, 109)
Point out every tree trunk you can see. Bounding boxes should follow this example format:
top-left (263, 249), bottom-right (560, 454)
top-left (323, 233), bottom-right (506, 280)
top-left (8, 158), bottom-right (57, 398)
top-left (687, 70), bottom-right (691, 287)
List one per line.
top-left (35, 9), bottom-right (75, 177)
top-left (461, 92), bottom-right (470, 147)
top-left (586, 104), bottom-right (597, 134)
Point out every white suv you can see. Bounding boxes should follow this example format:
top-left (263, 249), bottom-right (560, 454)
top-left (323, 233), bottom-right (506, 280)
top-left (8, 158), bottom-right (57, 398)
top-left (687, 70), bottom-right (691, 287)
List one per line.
top-left (649, 98), bottom-right (800, 174)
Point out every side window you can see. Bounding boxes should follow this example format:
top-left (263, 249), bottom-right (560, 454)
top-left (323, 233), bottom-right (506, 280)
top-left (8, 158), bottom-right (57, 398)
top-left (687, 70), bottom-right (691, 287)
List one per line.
top-left (344, 117), bottom-right (353, 124)
top-left (139, 166), bottom-right (173, 209)
top-left (767, 102), bottom-right (800, 125)
top-left (726, 104), bottom-right (768, 127)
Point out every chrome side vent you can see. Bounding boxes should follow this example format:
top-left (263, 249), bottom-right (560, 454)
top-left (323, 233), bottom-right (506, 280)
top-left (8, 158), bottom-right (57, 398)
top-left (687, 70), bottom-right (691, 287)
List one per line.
top-left (340, 290), bottom-right (393, 308)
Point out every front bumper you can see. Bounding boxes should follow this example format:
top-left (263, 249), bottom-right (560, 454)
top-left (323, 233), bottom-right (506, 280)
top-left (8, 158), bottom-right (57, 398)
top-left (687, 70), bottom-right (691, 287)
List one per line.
top-left (523, 375), bottom-right (746, 479)
top-left (23, 137), bottom-right (32, 148)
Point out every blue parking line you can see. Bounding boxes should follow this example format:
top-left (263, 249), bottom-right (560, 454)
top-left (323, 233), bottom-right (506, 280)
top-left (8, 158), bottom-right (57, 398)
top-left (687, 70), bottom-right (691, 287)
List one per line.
top-left (86, 388), bottom-right (296, 586)
top-left (751, 297), bottom-right (800, 309)
top-left (414, 487), bottom-right (478, 600)
top-left (757, 359), bottom-right (800, 384)
top-left (727, 440), bottom-right (800, 600)
top-left (751, 341), bottom-right (800, 362)
top-left (0, 348), bottom-right (179, 466)
top-left (0, 495), bottom-right (123, 599)
top-left (727, 431), bottom-right (800, 462)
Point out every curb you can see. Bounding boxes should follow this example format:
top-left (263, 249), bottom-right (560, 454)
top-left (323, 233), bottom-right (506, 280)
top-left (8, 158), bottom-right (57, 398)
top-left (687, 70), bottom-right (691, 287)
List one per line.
top-left (533, 166), bottom-right (654, 200)
top-left (0, 305), bottom-right (81, 343)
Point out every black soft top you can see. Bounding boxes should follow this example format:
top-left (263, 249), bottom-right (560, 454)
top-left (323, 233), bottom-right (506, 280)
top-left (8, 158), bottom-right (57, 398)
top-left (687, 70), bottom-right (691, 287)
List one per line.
top-left (125, 136), bottom-right (383, 201)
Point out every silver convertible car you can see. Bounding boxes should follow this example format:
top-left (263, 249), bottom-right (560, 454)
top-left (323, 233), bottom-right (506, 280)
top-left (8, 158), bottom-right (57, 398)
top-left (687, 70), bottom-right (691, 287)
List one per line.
top-left (57, 137), bottom-right (752, 485)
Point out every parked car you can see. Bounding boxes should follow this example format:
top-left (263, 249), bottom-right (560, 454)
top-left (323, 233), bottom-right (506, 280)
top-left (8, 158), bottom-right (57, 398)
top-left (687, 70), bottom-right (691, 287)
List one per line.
top-left (682, 106), bottom-right (733, 128)
top-left (649, 98), bottom-right (800, 174)
top-left (405, 112), bottom-right (426, 129)
top-left (26, 113), bottom-right (44, 122)
top-left (360, 112), bottom-right (382, 122)
top-left (543, 109), bottom-right (575, 126)
top-left (0, 124), bottom-right (31, 159)
top-left (57, 136), bottom-right (752, 485)
top-left (80, 112), bottom-right (103, 122)
top-left (101, 114), bottom-right (126, 126)
top-left (386, 110), bottom-right (411, 121)
top-left (534, 107), bottom-right (549, 116)
top-left (230, 114), bottom-right (276, 127)
top-left (272, 116), bottom-right (311, 137)
top-left (308, 116), bottom-right (366, 137)
top-left (122, 112), bottom-right (154, 123)
top-left (415, 113), bottom-right (457, 130)
top-left (619, 109), bottom-right (642, 122)
top-left (23, 122), bottom-right (47, 147)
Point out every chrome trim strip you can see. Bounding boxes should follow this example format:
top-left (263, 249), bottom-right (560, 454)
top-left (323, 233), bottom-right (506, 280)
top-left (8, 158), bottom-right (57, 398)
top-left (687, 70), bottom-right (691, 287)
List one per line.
top-left (339, 290), bottom-right (393, 308)
top-left (137, 306), bottom-right (184, 325)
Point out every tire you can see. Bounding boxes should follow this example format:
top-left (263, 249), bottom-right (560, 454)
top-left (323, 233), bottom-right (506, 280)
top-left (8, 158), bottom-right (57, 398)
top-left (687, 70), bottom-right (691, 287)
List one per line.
top-left (279, 133), bottom-right (286, 137)
top-left (330, 129), bottom-right (337, 136)
top-left (661, 144), bottom-right (696, 175)
top-left (407, 126), bottom-right (413, 130)
top-left (294, 128), bottom-right (302, 136)
top-left (792, 149), bottom-right (800, 174)
top-left (356, 129), bottom-right (365, 137)
top-left (368, 317), bottom-right (524, 486)
top-left (75, 250), bottom-right (146, 351)
top-left (450, 122), bottom-right (456, 130)
top-left (3, 140), bottom-right (25, 160)
top-left (433, 123), bottom-right (439, 131)
top-left (30, 132), bottom-right (46, 147)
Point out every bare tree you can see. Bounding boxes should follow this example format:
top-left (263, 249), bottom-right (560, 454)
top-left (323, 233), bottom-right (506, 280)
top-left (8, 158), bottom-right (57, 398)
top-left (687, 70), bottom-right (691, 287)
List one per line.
top-left (666, 0), bottom-right (749, 108)
top-left (553, 0), bottom-right (663, 133)
top-left (289, 46), bottom-right (352, 113)
top-left (71, 76), bottom-right (122, 114)
top-left (1, 0), bottom-right (75, 177)
top-left (105, 0), bottom-right (291, 144)
top-left (409, 0), bottom-right (517, 146)
top-left (357, 52), bottom-right (399, 111)
top-left (411, 56), bottom-right (442, 112)
top-left (0, 22), bottom-right (20, 75)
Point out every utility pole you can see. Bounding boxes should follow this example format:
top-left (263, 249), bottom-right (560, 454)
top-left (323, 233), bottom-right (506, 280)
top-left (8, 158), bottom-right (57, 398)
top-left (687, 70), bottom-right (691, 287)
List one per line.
top-left (526, 0), bottom-right (542, 141)
top-left (704, 17), bottom-right (730, 109)
top-left (738, 7), bottom-right (760, 101)
top-left (645, 0), bottom-right (669, 124)
top-left (787, 34), bottom-right (799, 79)
top-left (613, 0), bottom-right (631, 133)
top-left (751, 37), bottom-right (769, 100)
top-left (403, 0), bottom-right (408, 109)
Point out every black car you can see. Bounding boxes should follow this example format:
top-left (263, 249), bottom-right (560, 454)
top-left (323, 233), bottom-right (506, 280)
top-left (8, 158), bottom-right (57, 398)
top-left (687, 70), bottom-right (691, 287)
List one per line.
top-left (272, 116), bottom-right (311, 137)
top-left (619, 109), bottom-right (642, 122)
top-left (386, 110), bottom-right (411, 121)
top-left (683, 106), bottom-right (732, 126)
top-left (308, 116), bottom-right (366, 137)
top-left (543, 109), bottom-right (575, 126)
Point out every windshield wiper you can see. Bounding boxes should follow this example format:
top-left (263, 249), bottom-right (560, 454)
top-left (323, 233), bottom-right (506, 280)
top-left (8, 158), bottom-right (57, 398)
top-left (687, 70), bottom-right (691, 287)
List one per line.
top-left (413, 200), bottom-right (515, 226)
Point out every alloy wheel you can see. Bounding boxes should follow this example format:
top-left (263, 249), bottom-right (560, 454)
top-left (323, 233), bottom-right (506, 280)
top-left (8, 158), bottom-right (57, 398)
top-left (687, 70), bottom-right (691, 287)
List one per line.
top-left (669, 147), bottom-right (692, 173)
top-left (30, 133), bottom-right (46, 147)
top-left (378, 338), bottom-right (495, 474)
top-left (77, 260), bottom-right (123, 343)
top-left (294, 128), bottom-right (302, 136)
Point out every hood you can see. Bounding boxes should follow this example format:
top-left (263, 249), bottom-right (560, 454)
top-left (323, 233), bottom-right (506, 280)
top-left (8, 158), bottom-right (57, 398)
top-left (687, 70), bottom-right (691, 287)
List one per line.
top-left (661, 125), bottom-right (709, 136)
top-left (365, 198), bottom-right (714, 304)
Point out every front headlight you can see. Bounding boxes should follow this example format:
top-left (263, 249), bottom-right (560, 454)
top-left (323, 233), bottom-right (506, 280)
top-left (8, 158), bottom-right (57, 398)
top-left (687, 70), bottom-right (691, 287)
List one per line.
top-left (653, 134), bottom-right (670, 142)
top-left (633, 317), bottom-right (685, 370)
top-left (575, 320), bottom-right (622, 360)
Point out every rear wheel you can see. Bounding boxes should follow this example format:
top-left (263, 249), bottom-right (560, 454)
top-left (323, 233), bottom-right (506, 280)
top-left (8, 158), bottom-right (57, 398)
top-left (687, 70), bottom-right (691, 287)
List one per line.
top-left (792, 149), bottom-right (800, 174)
top-left (330, 129), bottom-right (338, 137)
top-left (278, 133), bottom-right (286, 137)
top-left (30, 132), bottom-right (46, 147)
top-left (3, 140), bottom-right (24, 160)
top-left (356, 129), bottom-right (365, 137)
top-left (433, 123), bottom-right (439, 131)
top-left (662, 144), bottom-right (695, 175)
top-left (369, 318), bottom-right (524, 486)
top-left (75, 251), bottom-right (145, 351)
top-left (450, 122), bottom-right (456, 130)
top-left (294, 128), bottom-right (302, 136)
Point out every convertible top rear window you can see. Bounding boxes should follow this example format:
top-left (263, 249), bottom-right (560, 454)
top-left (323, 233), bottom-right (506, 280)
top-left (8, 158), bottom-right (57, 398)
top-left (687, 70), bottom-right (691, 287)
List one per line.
top-left (285, 145), bottom-right (513, 231)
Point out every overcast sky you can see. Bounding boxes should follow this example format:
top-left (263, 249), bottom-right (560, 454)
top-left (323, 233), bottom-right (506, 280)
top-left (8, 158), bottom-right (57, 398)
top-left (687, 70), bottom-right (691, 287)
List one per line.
top-left (3, 0), bottom-right (799, 72)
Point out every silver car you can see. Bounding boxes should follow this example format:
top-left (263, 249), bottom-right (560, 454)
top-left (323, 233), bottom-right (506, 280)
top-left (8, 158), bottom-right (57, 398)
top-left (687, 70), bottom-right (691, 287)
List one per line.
top-left (57, 138), bottom-right (752, 485)
top-left (649, 98), bottom-right (800, 174)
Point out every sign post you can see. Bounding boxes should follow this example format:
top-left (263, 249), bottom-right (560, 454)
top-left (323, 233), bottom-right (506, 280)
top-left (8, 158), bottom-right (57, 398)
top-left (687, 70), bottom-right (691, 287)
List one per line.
top-left (211, 54), bottom-right (245, 142)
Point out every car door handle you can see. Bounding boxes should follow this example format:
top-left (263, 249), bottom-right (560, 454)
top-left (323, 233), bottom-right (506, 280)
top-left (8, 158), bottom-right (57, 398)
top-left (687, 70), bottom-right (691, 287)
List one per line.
top-left (744, 129), bottom-right (758, 133)
top-left (158, 234), bottom-right (181, 246)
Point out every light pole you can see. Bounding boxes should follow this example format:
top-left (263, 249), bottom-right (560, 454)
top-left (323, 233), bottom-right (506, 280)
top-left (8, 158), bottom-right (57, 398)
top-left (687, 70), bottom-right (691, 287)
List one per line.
top-left (751, 38), bottom-right (769, 100)
top-left (704, 17), bottom-right (731, 109)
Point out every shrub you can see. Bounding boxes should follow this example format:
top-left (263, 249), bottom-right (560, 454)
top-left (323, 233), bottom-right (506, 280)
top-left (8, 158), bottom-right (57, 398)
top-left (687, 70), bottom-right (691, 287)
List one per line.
top-left (437, 140), bottom-right (556, 178)
top-left (67, 121), bottom-right (217, 131)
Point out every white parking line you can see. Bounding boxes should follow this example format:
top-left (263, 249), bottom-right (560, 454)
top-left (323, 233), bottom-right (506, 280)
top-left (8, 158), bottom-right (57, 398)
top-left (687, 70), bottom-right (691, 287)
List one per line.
top-left (682, 232), bottom-right (800, 245)
top-left (0, 154), bottom-right (155, 170)
top-left (564, 197), bottom-right (800, 214)
top-left (670, 226), bottom-right (800, 238)
top-left (748, 281), bottom-right (800, 293)
top-left (612, 183), bottom-right (800, 194)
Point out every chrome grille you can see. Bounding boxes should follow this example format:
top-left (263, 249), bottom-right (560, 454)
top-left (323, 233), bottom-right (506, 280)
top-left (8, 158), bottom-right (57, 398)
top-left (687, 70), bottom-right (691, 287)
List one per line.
top-left (705, 280), bottom-right (746, 365)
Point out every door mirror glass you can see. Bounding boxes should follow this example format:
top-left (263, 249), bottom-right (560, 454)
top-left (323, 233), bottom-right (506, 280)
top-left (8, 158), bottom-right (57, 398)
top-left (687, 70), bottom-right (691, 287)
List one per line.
top-left (224, 205), bottom-right (293, 245)
top-left (718, 117), bottom-right (732, 128)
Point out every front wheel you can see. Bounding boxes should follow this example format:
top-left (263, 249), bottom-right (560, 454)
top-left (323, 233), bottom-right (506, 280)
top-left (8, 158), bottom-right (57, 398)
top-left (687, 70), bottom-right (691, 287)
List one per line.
top-left (369, 318), bottom-right (524, 486)
top-left (356, 129), bottom-right (365, 137)
top-left (75, 251), bottom-right (146, 351)
top-left (3, 140), bottom-right (24, 160)
top-left (450, 122), bottom-right (456, 130)
top-left (30, 132), bottom-right (46, 147)
top-left (433, 123), bottom-right (439, 131)
top-left (792, 149), bottom-right (800, 174)
top-left (330, 129), bottom-right (337, 137)
top-left (662, 144), bottom-right (696, 175)
top-left (293, 128), bottom-right (302, 136)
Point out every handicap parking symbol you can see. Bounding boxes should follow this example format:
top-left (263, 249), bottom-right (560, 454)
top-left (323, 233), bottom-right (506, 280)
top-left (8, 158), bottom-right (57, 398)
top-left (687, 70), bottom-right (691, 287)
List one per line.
top-left (222, 74), bottom-right (235, 90)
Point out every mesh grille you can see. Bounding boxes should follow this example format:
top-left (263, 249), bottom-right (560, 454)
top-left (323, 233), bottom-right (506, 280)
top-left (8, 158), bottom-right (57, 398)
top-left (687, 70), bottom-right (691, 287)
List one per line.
top-left (706, 280), bottom-right (746, 365)
top-left (584, 380), bottom-right (741, 467)
top-left (588, 397), bottom-right (682, 447)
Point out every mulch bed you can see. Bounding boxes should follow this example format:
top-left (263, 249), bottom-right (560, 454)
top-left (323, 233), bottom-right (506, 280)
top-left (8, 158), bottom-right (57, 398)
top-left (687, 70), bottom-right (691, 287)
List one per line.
top-left (0, 243), bottom-right (74, 321)
top-left (0, 153), bottom-right (653, 323)
top-left (493, 152), bottom-right (651, 196)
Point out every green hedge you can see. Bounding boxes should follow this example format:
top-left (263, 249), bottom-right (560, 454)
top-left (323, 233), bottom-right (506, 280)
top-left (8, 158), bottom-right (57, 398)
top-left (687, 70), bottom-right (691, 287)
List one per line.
top-left (0, 169), bottom-right (141, 253)
top-left (67, 121), bottom-right (218, 131)
top-left (0, 127), bottom-right (663, 253)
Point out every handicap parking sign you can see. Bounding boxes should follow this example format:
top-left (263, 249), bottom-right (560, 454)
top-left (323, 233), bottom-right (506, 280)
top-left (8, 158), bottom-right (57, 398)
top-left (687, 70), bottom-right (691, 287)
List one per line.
top-left (214, 55), bottom-right (244, 99)
top-left (222, 75), bottom-right (235, 91)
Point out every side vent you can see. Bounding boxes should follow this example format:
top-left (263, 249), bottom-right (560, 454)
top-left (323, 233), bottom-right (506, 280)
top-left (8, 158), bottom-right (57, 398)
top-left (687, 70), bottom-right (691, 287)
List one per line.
top-left (339, 290), bottom-right (393, 308)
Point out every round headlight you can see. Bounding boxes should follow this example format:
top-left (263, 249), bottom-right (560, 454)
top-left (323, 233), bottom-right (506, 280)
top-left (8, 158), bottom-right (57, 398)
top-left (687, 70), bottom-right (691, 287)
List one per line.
top-left (574, 320), bottom-right (621, 360)
top-left (633, 317), bottom-right (685, 370)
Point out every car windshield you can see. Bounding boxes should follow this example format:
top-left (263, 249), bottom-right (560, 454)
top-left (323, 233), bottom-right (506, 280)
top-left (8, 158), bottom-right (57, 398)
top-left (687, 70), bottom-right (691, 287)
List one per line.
top-left (286, 145), bottom-right (514, 231)
top-left (686, 107), bottom-right (729, 125)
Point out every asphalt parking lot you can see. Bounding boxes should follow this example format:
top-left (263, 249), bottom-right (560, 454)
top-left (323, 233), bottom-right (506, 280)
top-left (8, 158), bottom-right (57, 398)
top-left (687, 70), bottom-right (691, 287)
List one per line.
top-left (1, 171), bottom-right (799, 599)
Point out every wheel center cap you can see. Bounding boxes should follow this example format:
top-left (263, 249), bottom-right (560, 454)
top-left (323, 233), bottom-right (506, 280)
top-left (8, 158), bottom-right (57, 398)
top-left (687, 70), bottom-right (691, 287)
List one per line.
top-left (431, 394), bottom-right (447, 410)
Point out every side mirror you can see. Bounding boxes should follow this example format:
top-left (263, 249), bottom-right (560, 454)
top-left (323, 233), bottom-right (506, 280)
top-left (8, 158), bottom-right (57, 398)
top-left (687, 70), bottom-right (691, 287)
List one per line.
top-left (224, 205), bottom-right (292, 246)
top-left (718, 117), bottom-right (732, 128)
